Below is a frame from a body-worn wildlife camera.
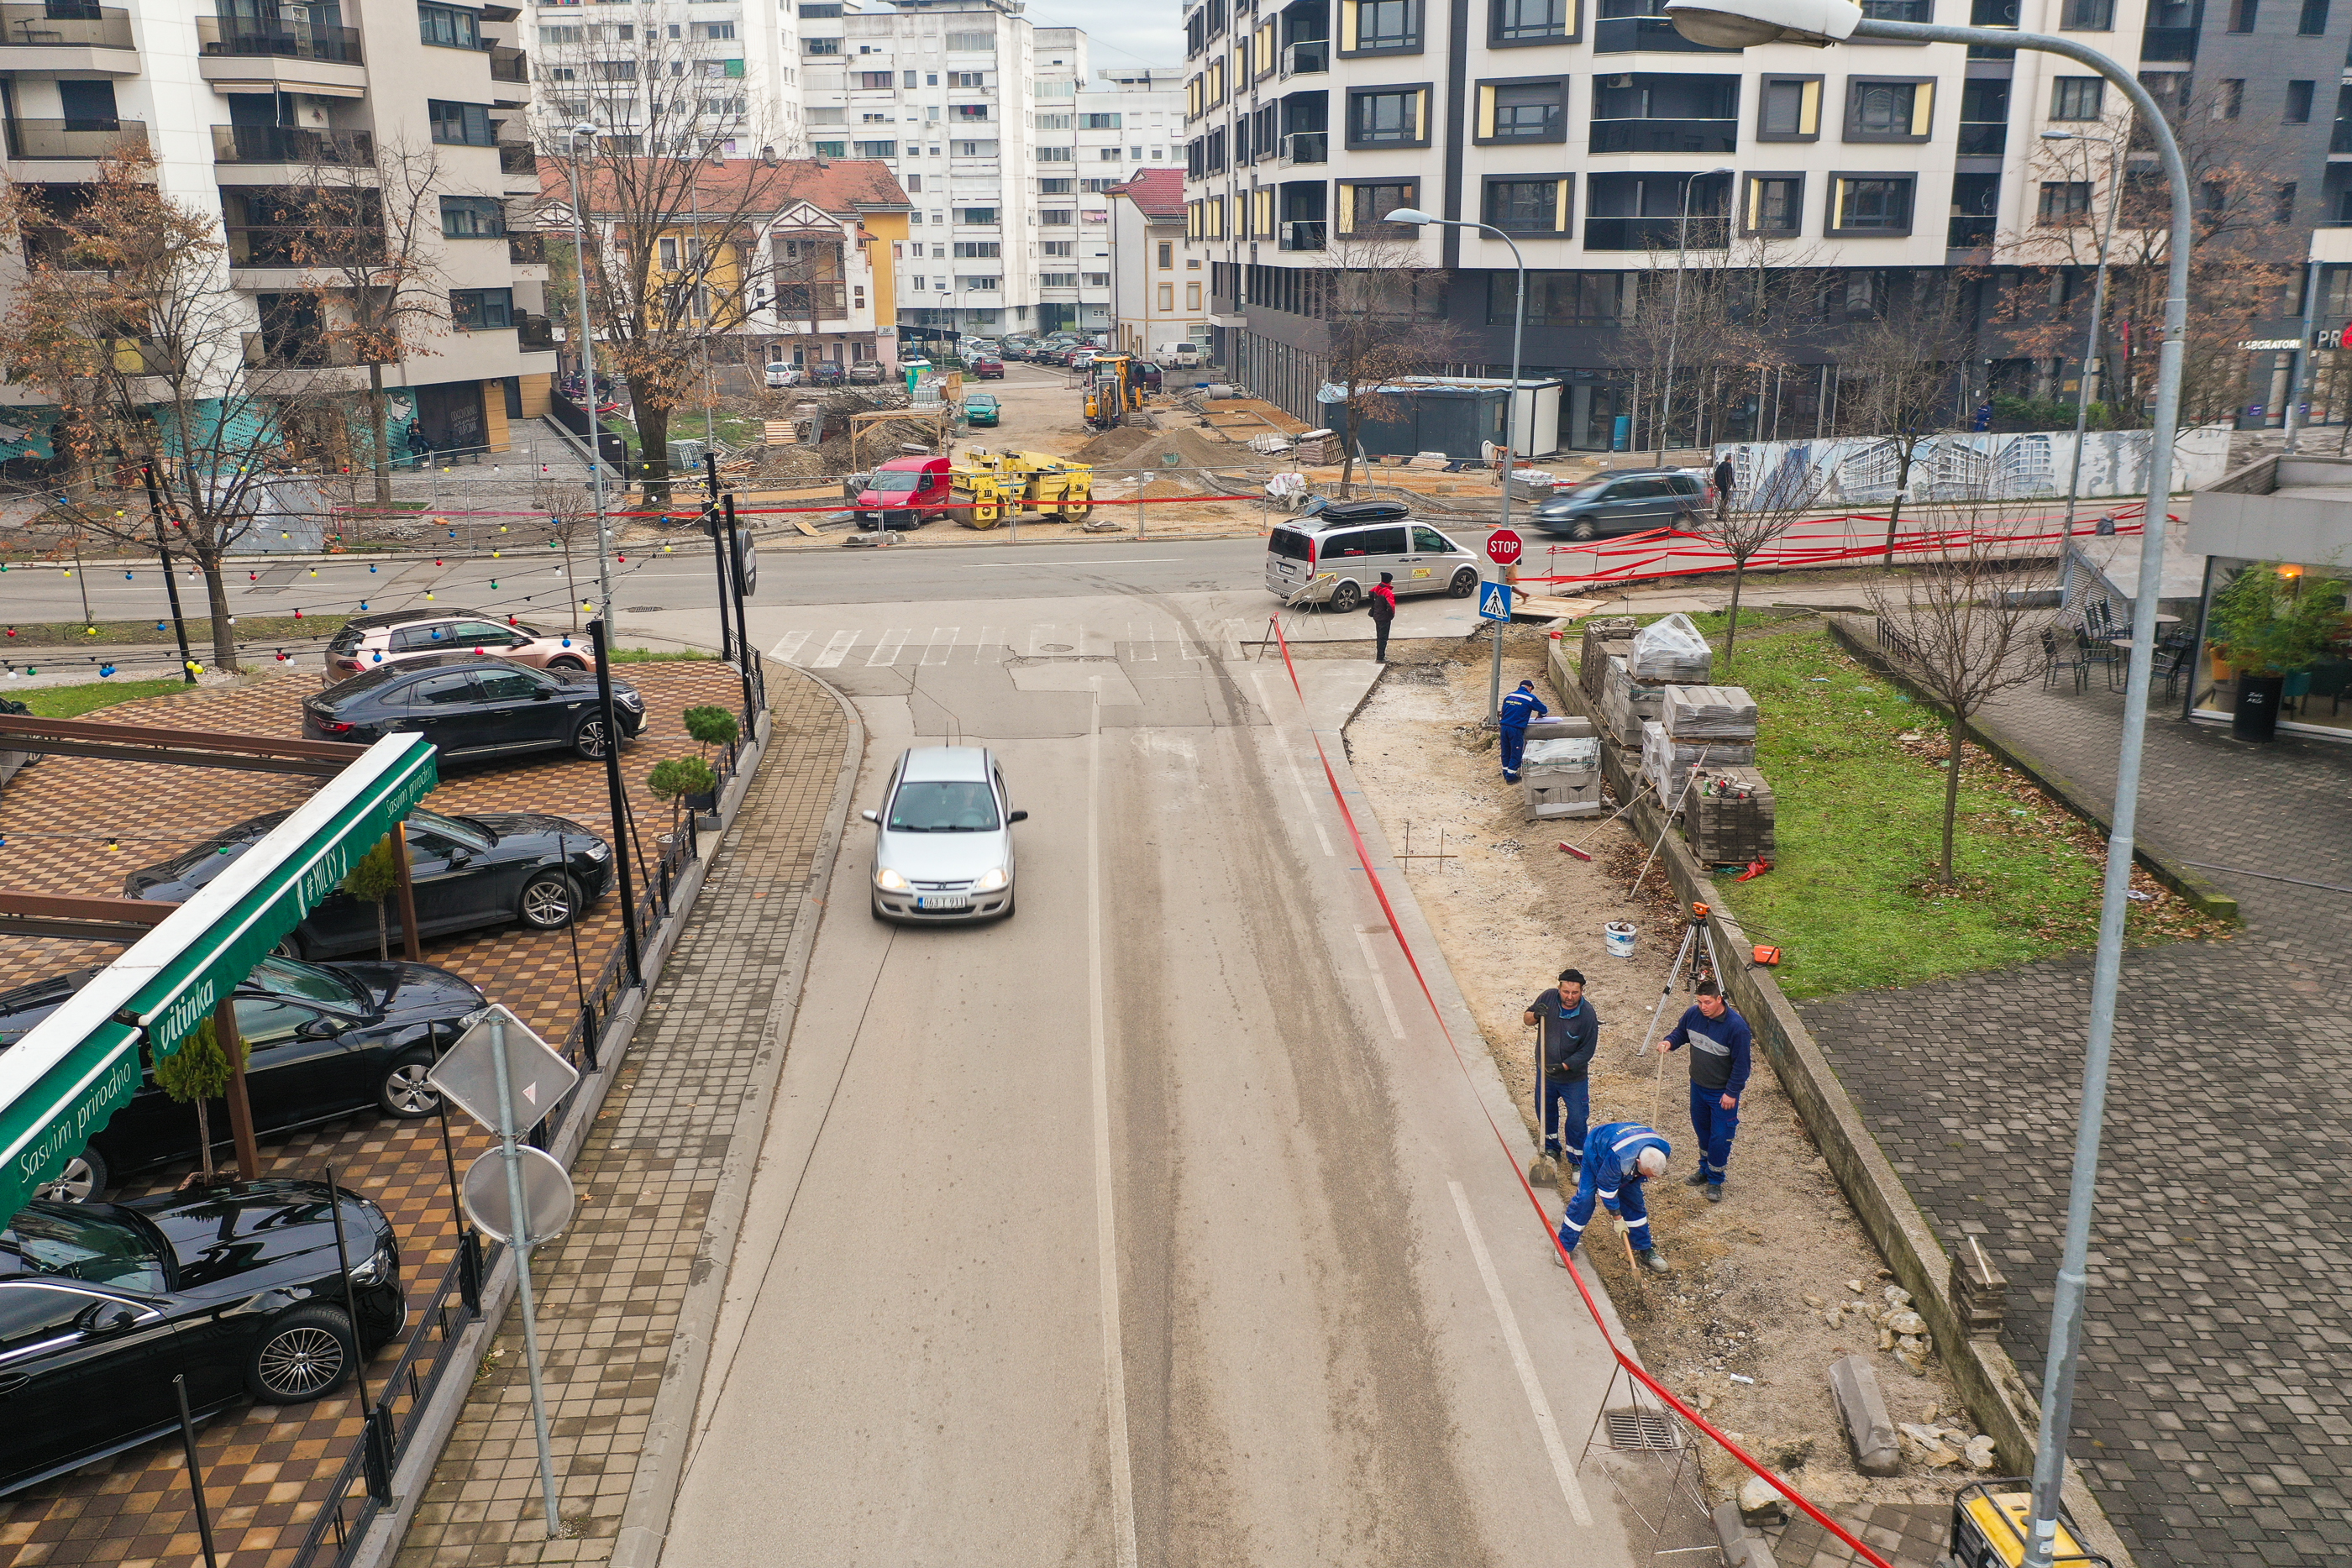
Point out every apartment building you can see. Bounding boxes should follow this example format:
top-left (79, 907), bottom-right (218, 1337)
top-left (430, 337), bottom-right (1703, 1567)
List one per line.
top-left (0, 0), bottom-right (557, 459)
top-left (533, 0), bottom-right (805, 156)
top-left (1182, 0), bottom-right (2350, 451)
top-left (1107, 166), bottom-right (1206, 351)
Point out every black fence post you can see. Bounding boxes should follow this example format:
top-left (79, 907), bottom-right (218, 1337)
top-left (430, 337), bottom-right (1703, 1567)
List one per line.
top-left (722, 494), bottom-right (759, 718)
top-left (704, 451), bottom-right (733, 665)
top-left (588, 618), bottom-right (643, 988)
top-left (173, 1375), bottom-right (222, 1568)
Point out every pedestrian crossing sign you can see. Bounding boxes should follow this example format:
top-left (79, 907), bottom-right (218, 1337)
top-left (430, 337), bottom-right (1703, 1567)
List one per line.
top-left (1478, 581), bottom-right (1514, 621)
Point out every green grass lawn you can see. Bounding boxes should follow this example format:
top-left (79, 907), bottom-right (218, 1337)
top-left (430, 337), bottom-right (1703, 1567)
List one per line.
top-left (0, 614), bottom-right (347, 648)
top-left (8, 676), bottom-right (192, 719)
top-left (1651, 616), bottom-right (2213, 999)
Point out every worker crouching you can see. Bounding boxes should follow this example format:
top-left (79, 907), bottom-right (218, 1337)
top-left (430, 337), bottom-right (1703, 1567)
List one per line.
top-left (1553, 1121), bottom-right (1672, 1274)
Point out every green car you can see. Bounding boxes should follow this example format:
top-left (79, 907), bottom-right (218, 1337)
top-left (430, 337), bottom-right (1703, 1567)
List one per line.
top-left (963, 393), bottom-right (1000, 427)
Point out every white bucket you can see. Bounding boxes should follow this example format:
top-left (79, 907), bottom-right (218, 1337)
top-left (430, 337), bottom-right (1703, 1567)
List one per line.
top-left (1604, 921), bottom-right (1637, 959)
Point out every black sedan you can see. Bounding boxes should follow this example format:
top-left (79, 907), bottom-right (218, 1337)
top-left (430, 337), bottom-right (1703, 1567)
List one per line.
top-left (0, 1181), bottom-right (404, 1496)
top-left (125, 807), bottom-right (613, 957)
top-left (301, 653), bottom-right (647, 763)
top-left (0, 955), bottom-right (486, 1201)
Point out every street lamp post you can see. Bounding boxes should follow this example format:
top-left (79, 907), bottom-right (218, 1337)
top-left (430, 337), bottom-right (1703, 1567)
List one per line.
top-left (1662, 5), bottom-right (2192, 1565)
top-left (2043, 128), bottom-right (2125, 533)
top-left (1386, 206), bottom-right (1525, 721)
top-left (565, 123), bottom-right (614, 624)
top-left (1657, 167), bottom-right (1735, 464)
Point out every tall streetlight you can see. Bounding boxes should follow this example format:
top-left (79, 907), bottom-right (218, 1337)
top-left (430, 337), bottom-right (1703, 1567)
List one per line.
top-left (1385, 206), bottom-right (1525, 720)
top-left (2042, 128), bottom-right (2125, 533)
top-left (1657, 166), bottom-right (1735, 464)
top-left (1663, 4), bottom-right (2191, 1565)
top-left (565, 123), bottom-right (614, 623)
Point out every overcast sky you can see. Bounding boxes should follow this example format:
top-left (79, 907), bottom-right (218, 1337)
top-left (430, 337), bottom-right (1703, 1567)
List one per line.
top-left (1033, 0), bottom-right (1183, 72)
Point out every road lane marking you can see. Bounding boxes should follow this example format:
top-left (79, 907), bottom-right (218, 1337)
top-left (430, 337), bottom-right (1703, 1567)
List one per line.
top-left (1354, 931), bottom-right (1407, 1041)
top-left (1089, 682), bottom-right (1142, 1568)
top-left (770, 630), bottom-right (812, 664)
top-left (962, 557), bottom-right (1183, 568)
top-left (1447, 1180), bottom-right (1595, 1529)
top-left (811, 630), bottom-right (857, 668)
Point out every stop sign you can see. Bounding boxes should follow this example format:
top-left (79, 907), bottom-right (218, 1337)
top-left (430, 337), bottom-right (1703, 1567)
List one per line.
top-left (1486, 528), bottom-right (1523, 567)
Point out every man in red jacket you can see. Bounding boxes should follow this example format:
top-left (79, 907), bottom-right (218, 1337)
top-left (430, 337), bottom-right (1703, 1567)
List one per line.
top-left (1368, 572), bottom-right (1397, 663)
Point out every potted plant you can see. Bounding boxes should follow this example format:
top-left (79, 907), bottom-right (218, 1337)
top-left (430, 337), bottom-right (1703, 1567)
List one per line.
top-left (2208, 563), bottom-right (2341, 741)
top-left (680, 705), bottom-right (739, 815)
top-left (154, 1016), bottom-right (247, 1189)
top-left (648, 755), bottom-right (718, 839)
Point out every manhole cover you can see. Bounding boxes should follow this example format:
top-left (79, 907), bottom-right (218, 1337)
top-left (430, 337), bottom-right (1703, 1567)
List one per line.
top-left (1039, 642), bottom-right (1074, 651)
top-left (1604, 1410), bottom-right (1686, 1451)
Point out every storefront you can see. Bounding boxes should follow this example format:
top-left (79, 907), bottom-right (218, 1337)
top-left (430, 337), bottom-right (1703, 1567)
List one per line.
top-left (2183, 454), bottom-right (2352, 742)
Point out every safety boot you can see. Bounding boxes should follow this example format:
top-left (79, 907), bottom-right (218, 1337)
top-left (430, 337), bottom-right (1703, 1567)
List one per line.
top-left (1632, 1247), bottom-right (1669, 1274)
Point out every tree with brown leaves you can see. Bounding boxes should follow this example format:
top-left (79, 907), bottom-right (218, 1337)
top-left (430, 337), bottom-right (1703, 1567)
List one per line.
top-left (1316, 231), bottom-right (1461, 498)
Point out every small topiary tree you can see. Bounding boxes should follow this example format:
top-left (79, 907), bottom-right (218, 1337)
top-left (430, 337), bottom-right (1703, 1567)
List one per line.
top-left (648, 754), bottom-right (718, 834)
top-left (341, 833), bottom-right (401, 960)
top-left (681, 704), bottom-right (740, 766)
top-left (152, 1016), bottom-right (248, 1183)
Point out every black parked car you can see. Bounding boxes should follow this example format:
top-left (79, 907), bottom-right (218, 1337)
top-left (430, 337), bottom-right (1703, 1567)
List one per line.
top-left (124, 807), bottom-right (613, 958)
top-left (301, 653), bottom-right (647, 762)
top-left (0, 955), bottom-right (486, 1200)
top-left (0, 1181), bottom-right (404, 1496)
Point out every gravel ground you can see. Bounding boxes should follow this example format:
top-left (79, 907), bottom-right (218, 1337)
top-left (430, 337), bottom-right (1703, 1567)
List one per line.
top-left (1348, 632), bottom-right (1998, 1515)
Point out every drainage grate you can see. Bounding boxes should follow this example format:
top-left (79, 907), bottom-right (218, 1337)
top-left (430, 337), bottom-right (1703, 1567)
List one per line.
top-left (1604, 1410), bottom-right (1685, 1451)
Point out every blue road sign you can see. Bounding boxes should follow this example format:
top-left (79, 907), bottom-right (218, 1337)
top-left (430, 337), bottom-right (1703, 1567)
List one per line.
top-left (1478, 580), bottom-right (1514, 621)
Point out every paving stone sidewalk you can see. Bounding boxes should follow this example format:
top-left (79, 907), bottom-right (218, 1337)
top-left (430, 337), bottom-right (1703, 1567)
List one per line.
top-left (393, 662), bottom-right (849, 1566)
top-left (1804, 674), bottom-right (2352, 1567)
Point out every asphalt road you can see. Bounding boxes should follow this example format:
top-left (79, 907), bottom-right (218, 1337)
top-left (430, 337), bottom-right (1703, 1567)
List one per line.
top-left (653, 591), bottom-right (1649, 1566)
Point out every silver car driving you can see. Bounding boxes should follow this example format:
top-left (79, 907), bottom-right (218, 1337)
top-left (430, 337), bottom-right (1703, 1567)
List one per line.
top-left (864, 746), bottom-right (1026, 922)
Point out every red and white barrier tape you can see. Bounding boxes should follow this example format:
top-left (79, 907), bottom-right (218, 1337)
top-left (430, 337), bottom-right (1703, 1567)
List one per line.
top-left (1265, 617), bottom-right (1897, 1568)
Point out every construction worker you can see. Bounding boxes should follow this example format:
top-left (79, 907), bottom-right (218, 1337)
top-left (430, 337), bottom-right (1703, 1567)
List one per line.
top-left (1554, 1121), bottom-right (1672, 1273)
top-left (1656, 978), bottom-right (1753, 1204)
top-left (1524, 968), bottom-right (1599, 1184)
top-left (1368, 571), bottom-right (1398, 663)
top-left (1498, 679), bottom-right (1546, 784)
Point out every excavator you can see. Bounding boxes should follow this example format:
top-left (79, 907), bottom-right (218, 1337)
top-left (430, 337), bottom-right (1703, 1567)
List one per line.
top-left (1082, 354), bottom-right (1143, 431)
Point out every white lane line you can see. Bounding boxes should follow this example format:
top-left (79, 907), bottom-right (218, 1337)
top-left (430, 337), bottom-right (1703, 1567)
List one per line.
top-left (867, 627), bottom-right (910, 666)
top-left (1447, 1181), bottom-right (1595, 1529)
top-left (811, 630), bottom-right (857, 669)
top-left (1252, 674), bottom-right (1336, 858)
top-left (770, 630), bottom-right (813, 664)
top-left (921, 627), bottom-right (958, 665)
top-left (966, 557), bottom-right (1181, 568)
top-left (1088, 682), bottom-right (1142, 1568)
top-left (1354, 931), bottom-right (1407, 1041)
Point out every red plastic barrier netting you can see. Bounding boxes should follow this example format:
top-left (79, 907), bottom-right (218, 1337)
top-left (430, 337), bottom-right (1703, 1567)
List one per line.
top-left (1263, 616), bottom-right (1898, 1568)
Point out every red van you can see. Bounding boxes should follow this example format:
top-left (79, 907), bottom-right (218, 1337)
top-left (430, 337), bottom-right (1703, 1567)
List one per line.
top-left (853, 455), bottom-right (958, 531)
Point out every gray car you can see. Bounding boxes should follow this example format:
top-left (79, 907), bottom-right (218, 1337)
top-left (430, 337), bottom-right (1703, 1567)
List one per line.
top-left (863, 746), bottom-right (1027, 923)
top-left (1532, 468), bottom-right (1708, 540)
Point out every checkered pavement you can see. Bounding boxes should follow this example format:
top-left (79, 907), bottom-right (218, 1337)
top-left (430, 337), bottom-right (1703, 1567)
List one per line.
top-left (0, 660), bottom-right (757, 1568)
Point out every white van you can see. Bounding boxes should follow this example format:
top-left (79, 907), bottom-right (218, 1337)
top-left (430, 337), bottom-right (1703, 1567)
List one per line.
top-left (1155, 342), bottom-right (1204, 367)
top-left (1264, 501), bottom-right (1481, 610)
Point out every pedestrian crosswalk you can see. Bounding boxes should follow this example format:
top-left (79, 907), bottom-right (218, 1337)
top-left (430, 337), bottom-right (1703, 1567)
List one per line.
top-left (769, 624), bottom-right (1217, 668)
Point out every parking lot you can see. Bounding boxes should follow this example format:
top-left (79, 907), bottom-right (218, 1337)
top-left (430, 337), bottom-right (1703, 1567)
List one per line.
top-left (0, 659), bottom-right (744, 1568)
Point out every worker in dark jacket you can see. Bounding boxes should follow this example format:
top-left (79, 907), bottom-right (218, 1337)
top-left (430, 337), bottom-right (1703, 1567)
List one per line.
top-left (1712, 455), bottom-right (1735, 521)
top-left (1554, 1121), bottom-right (1672, 1273)
top-left (1524, 968), bottom-right (1599, 1182)
top-left (1658, 979), bottom-right (1753, 1202)
top-left (1368, 572), bottom-right (1397, 663)
top-left (1498, 679), bottom-right (1546, 783)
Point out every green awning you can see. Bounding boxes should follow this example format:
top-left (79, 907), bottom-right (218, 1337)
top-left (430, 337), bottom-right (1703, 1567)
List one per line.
top-left (0, 733), bottom-right (438, 1220)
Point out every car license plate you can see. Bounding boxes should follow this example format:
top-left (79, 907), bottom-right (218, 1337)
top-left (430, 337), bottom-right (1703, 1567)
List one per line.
top-left (916, 894), bottom-right (970, 910)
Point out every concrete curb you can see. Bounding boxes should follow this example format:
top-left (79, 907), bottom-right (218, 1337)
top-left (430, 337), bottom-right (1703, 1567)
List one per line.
top-left (347, 653), bottom-right (785, 1568)
top-left (1820, 616), bottom-right (2239, 923)
top-left (606, 663), bottom-right (865, 1568)
top-left (1541, 642), bottom-right (2143, 1568)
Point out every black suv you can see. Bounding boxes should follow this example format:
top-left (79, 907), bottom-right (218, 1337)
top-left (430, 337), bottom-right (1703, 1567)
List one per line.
top-left (1531, 468), bottom-right (1708, 539)
top-left (302, 652), bottom-right (646, 762)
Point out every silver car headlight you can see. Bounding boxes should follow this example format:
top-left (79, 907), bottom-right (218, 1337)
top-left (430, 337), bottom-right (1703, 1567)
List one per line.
top-left (971, 868), bottom-right (1008, 893)
top-left (875, 867), bottom-right (911, 892)
top-left (584, 840), bottom-right (611, 861)
top-left (349, 1246), bottom-right (390, 1286)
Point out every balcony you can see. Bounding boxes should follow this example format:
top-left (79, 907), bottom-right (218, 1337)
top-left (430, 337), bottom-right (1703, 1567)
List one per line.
top-left (1594, 13), bottom-right (1738, 50)
top-left (1278, 219), bottom-right (1325, 249)
top-left (1588, 118), bottom-right (1736, 153)
top-left (1278, 130), bottom-right (1326, 163)
top-left (0, 2), bottom-right (136, 72)
top-left (507, 231), bottom-right (545, 264)
top-left (1281, 39), bottom-right (1327, 73)
top-left (198, 14), bottom-right (360, 62)
top-left (489, 45), bottom-right (528, 82)
top-left (2139, 24), bottom-right (2197, 56)
top-left (1956, 121), bottom-right (2007, 155)
top-left (211, 124), bottom-right (375, 165)
top-left (1583, 214), bottom-right (1718, 249)
top-left (242, 331), bottom-right (359, 370)
top-left (1947, 214), bottom-right (1994, 247)
top-left (517, 312), bottom-right (556, 350)
top-left (197, 14), bottom-right (367, 94)
top-left (227, 225), bottom-right (383, 268)
top-left (7, 117), bottom-right (146, 160)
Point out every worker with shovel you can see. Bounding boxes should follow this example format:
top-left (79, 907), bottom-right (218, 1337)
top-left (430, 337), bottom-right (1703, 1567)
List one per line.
top-left (1554, 1122), bottom-right (1672, 1274)
top-left (1499, 679), bottom-right (1547, 784)
top-left (1525, 968), bottom-right (1599, 1186)
top-left (1657, 979), bottom-right (1753, 1204)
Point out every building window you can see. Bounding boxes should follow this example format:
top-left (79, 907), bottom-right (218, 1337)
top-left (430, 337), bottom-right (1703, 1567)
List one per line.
top-left (1042, 209), bottom-right (1074, 224)
top-left (953, 241), bottom-right (1000, 257)
top-left (1082, 113), bottom-right (1123, 128)
top-left (811, 140), bottom-right (847, 157)
top-left (2277, 181), bottom-right (2299, 221)
top-left (2287, 80), bottom-right (2317, 122)
top-left (699, 21), bottom-right (735, 39)
top-left (2060, 0), bottom-right (2113, 24)
top-left (1477, 78), bottom-right (1567, 142)
top-left (1492, 271), bottom-right (1625, 326)
top-left (2038, 181), bottom-right (2092, 223)
top-left (856, 70), bottom-right (893, 88)
top-left (451, 288), bottom-right (514, 329)
top-left (1342, 0), bottom-right (1421, 52)
top-left (1185, 281), bottom-right (1201, 308)
top-left (958, 276), bottom-right (1001, 291)
top-left (953, 103), bottom-right (990, 119)
top-left (1158, 282), bottom-right (1175, 309)
top-left (428, 100), bottom-right (495, 146)
top-left (1757, 76), bottom-right (1822, 139)
top-left (1040, 178), bottom-right (1074, 194)
top-left (2228, 0), bottom-right (2257, 28)
top-left (1845, 78), bottom-right (1933, 141)
top-left (1041, 271), bottom-right (1079, 286)
top-left (1347, 86), bottom-right (1430, 147)
top-left (1830, 174), bottom-right (1914, 233)
top-left (957, 207), bottom-right (999, 224)
top-left (1741, 172), bottom-right (1803, 234)
top-left (1483, 176), bottom-right (1570, 233)
top-left (2216, 78), bottom-right (2244, 118)
top-left (440, 196), bottom-right (506, 237)
top-left (955, 140), bottom-right (999, 158)
top-left (1491, 0), bottom-right (1572, 40)
top-left (2050, 77), bottom-right (2102, 119)
top-left (805, 36), bottom-right (840, 54)
top-left (1338, 180), bottom-right (1416, 231)
top-left (417, 3), bottom-right (479, 49)
top-left (2300, 0), bottom-right (2328, 30)
top-left (1037, 145), bottom-right (1076, 161)
top-left (946, 30), bottom-right (994, 50)
top-left (855, 140), bottom-right (897, 158)
top-left (1158, 241), bottom-right (1174, 267)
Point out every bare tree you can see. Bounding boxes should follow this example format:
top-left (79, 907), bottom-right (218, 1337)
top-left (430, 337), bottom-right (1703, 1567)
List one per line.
top-left (292, 139), bottom-right (450, 506)
top-left (1697, 454), bottom-right (1835, 669)
top-left (0, 149), bottom-right (324, 669)
top-left (536, 14), bottom-right (788, 506)
top-left (1316, 231), bottom-right (1460, 497)
top-left (1612, 218), bottom-right (1817, 458)
top-left (1864, 526), bottom-right (2050, 886)
top-left (1837, 286), bottom-right (1970, 564)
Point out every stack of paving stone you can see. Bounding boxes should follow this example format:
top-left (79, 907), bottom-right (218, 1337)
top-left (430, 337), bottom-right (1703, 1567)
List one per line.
top-left (1578, 618), bottom-right (1639, 700)
top-left (1683, 766), bottom-right (1777, 866)
top-left (1602, 655), bottom-right (1671, 747)
top-left (1521, 716), bottom-right (1602, 820)
top-left (1627, 611), bottom-right (1714, 685)
top-left (1661, 684), bottom-right (1759, 744)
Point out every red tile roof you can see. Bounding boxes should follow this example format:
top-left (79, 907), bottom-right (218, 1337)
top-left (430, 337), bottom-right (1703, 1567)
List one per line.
top-left (542, 156), bottom-right (911, 219)
top-left (1107, 167), bottom-right (1186, 219)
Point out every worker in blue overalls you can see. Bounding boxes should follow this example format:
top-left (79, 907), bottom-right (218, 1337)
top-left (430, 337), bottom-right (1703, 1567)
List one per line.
top-left (1553, 1121), bottom-right (1672, 1274)
top-left (1499, 679), bottom-right (1547, 784)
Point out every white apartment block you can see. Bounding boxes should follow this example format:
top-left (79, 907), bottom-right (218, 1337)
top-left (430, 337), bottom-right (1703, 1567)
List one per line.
top-left (0, 0), bottom-right (557, 458)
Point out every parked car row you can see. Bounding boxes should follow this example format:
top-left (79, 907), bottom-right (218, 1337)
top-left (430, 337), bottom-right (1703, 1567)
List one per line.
top-left (762, 359), bottom-right (885, 387)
